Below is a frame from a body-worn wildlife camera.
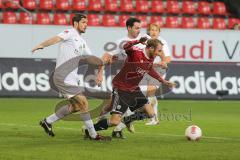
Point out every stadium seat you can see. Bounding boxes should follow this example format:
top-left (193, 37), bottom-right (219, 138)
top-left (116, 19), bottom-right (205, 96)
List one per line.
top-left (167, 0), bottom-right (180, 14)
top-left (56, 0), bottom-right (70, 11)
top-left (3, 12), bottom-right (17, 24)
top-left (105, 0), bottom-right (118, 12)
top-left (136, 15), bottom-right (147, 28)
top-left (120, 0), bottom-right (134, 12)
top-left (87, 14), bottom-right (101, 26)
top-left (136, 0), bottom-right (149, 13)
top-left (23, 0), bottom-right (37, 10)
top-left (151, 0), bottom-right (164, 13)
top-left (198, 1), bottom-right (211, 15)
top-left (213, 18), bottom-right (226, 29)
top-left (197, 17), bottom-right (211, 29)
top-left (181, 17), bottom-right (195, 28)
top-left (37, 13), bottom-right (51, 25)
top-left (213, 2), bottom-right (226, 15)
top-left (54, 14), bottom-right (68, 25)
top-left (102, 14), bottom-right (117, 26)
top-left (228, 18), bottom-right (240, 29)
top-left (88, 0), bottom-right (103, 12)
top-left (119, 14), bottom-right (130, 27)
top-left (5, 0), bottom-right (20, 9)
top-left (39, 0), bottom-right (54, 10)
top-left (150, 16), bottom-right (164, 27)
top-left (20, 12), bottom-right (34, 24)
top-left (182, 1), bottom-right (196, 14)
top-left (166, 16), bottom-right (179, 28)
top-left (72, 0), bottom-right (86, 11)
top-left (0, 0), bottom-right (3, 8)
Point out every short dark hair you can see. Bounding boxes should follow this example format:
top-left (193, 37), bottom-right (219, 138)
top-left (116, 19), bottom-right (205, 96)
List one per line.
top-left (72, 14), bottom-right (87, 26)
top-left (126, 17), bottom-right (141, 28)
top-left (146, 38), bottom-right (163, 49)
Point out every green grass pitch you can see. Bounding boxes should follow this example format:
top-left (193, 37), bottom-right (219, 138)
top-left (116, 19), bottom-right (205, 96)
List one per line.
top-left (0, 98), bottom-right (240, 160)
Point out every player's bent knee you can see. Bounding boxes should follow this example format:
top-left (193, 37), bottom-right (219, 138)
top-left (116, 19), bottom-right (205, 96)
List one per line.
top-left (110, 115), bottom-right (121, 126)
top-left (69, 95), bottom-right (89, 112)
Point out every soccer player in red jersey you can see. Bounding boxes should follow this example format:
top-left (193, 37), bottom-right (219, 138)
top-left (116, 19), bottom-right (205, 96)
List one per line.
top-left (83, 37), bottom-right (175, 137)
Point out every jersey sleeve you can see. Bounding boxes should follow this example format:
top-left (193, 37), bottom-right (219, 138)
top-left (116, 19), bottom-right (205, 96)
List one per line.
top-left (148, 67), bottom-right (165, 83)
top-left (160, 38), bottom-right (171, 57)
top-left (57, 29), bottom-right (72, 40)
top-left (83, 42), bottom-right (93, 55)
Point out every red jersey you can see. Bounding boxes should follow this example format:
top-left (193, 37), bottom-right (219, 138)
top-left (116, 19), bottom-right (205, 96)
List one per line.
top-left (112, 40), bottom-right (164, 92)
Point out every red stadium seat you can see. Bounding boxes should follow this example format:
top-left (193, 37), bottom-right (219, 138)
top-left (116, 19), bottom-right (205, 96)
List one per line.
top-left (37, 13), bottom-right (51, 25)
top-left (56, 0), bottom-right (70, 10)
top-left (167, 0), bottom-right (180, 14)
top-left (3, 12), bottom-right (17, 24)
top-left (136, 0), bottom-right (149, 13)
top-left (151, 0), bottom-right (164, 13)
top-left (120, 0), bottom-right (134, 12)
top-left (105, 0), bottom-right (118, 12)
top-left (5, 0), bottom-right (20, 9)
top-left (23, 0), bottom-right (37, 10)
top-left (119, 14), bottom-right (130, 27)
top-left (88, 0), bottom-right (103, 11)
top-left (228, 18), bottom-right (240, 29)
top-left (197, 17), bottom-right (211, 29)
top-left (213, 2), bottom-right (226, 15)
top-left (166, 17), bottom-right (179, 28)
top-left (136, 15), bottom-right (148, 28)
top-left (39, 0), bottom-right (54, 10)
top-left (150, 16), bottom-right (164, 27)
top-left (20, 12), bottom-right (34, 24)
top-left (0, 0), bottom-right (3, 8)
top-left (72, 0), bottom-right (86, 11)
top-left (213, 18), bottom-right (226, 29)
top-left (198, 1), bottom-right (211, 15)
top-left (102, 14), bottom-right (117, 26)
top-left (54, 14), bottom-right (68, 25)
top-left (182, 1), bottom-right (196, 14)
top-left (87, 14), bottom-right (101, 26)
top-left (181, 17), bottom-right (195, 28)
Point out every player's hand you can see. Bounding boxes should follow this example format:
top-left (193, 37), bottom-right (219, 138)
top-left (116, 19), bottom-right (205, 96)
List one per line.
top-left (163, 80), bottom-right (177, 89)
top-left (31, 45), bottom-right (44, 53)
top-left (95, 73), bottom-right (103, 87)
top-left (139, 37), bottom-right (148, 44)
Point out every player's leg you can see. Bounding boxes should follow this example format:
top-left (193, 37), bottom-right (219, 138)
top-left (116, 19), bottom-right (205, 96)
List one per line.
top-left (83, 89), bottom-right (128, 137)
top-left (122, 90), bottom-right (155, 126)
top-left (146, 85), bottom-right (159, 125)
top-left (39, 102), bottom-right (73, 137)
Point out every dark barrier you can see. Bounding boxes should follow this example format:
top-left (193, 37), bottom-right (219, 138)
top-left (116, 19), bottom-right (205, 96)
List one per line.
top-left (0, 58), bottom-right (57, 97)
top-left (0, 58), bottom-right (239, 99)
top-left (165, 62), bottom-right (240, 99)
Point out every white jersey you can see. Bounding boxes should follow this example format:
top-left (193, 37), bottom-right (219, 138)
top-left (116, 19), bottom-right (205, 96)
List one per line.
top-left (56, 28), bottom-right (92, 68)
top-left (108, 33), bottom-right (151, 59)
top-left (54, 28), bottom-right (92, 98)
top-left (153, 36), bottom-right (171, 63)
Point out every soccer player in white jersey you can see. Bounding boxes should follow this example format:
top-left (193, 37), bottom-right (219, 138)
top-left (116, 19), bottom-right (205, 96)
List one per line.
top-left (32, 14), bottom-right (110, 141)
top-left (145, 23), bottom-right (172, 125)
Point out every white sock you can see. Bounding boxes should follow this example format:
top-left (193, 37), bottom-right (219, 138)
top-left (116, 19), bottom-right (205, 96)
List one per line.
top-left (80, 113), bottom-right (97, 138)
top-left (46, 113), bottom-right (60, 124)
top-left (46, 105), bottom-right (71, 124)
top-left (114, 122), bottom-right (126, 131)
top-left (148, 96), bottom-right (158, 122)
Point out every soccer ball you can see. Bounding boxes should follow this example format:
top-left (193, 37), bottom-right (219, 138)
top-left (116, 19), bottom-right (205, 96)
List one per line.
top-left (185, 125), bottom-right (202, 141)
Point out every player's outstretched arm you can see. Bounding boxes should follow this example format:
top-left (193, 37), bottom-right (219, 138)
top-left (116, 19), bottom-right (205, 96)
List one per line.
top-left (96, 52), bottom-right (111, 86)
top-left (148, 67), bottom-right (176, 88)
top-left (31, 36), bottom-right (63, 53)
top-left (123, 37), bottom-right (148, 52)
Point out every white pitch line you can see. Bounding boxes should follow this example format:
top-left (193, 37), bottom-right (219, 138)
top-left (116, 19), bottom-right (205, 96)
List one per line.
top-left (0, 123), bottom-right (239, 141)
